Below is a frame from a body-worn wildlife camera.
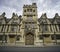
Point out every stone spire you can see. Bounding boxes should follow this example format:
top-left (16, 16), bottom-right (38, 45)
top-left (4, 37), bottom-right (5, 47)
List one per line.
top-left (54, 13), bottom-right (59, 18)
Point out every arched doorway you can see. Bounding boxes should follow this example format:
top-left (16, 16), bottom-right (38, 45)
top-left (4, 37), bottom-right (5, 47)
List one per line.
top-left (25, 32), bottom-right (34, 45)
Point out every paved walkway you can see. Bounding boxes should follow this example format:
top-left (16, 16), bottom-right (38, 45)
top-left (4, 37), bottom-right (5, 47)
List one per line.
top-left (0, 46), bottom-right (60, 52)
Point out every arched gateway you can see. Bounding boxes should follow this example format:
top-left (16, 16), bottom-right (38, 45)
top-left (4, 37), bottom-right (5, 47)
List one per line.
top-left (25, 32), bottom-right (34, 45)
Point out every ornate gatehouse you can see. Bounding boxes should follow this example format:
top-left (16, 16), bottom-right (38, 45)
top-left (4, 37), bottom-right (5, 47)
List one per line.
top-left (0, 3), bottom-right (60, 46)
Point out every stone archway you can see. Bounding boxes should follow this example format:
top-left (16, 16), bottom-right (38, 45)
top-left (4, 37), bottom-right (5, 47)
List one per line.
top-left (25, 32), bottom-right (34, 45)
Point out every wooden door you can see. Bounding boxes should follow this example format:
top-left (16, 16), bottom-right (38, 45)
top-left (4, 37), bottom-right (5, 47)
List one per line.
top-left (25, 33), bottom-right (34, 45)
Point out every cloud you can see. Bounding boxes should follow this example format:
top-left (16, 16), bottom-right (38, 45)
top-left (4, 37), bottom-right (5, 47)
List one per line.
top-left (0, 6), bottom-right (16, 18)
top-left (37, 0), bottom-right (60, 18)
top-left (0, 0), bottom-right (60, 18)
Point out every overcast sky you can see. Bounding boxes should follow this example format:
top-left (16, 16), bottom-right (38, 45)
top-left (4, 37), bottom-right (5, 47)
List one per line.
top-left (0, 0), bottom-right (60, 18)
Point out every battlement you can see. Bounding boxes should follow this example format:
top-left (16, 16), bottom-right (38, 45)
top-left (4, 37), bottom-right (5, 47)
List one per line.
top-left (23, 3), bottom-right (37, 8)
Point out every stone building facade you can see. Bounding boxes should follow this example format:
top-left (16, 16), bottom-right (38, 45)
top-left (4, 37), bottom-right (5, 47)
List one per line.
top-left (0, 3), bottom-right (60, 46)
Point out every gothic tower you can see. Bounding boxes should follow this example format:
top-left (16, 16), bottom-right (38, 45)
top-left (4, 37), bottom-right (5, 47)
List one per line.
top-left (21, 3), bottom-right (39, 45)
